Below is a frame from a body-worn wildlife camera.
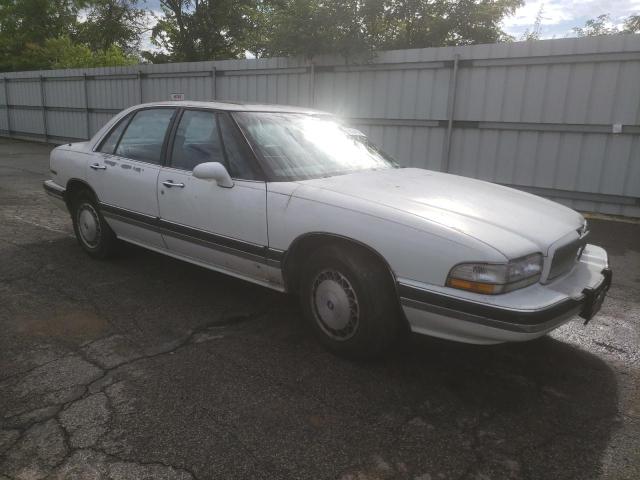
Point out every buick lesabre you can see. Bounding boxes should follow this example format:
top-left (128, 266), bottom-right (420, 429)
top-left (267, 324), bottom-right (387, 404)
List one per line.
top-left (44, 101), bottom-right (612, 356)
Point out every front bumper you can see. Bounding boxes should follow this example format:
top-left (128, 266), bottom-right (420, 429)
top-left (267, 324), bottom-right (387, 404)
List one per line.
top-left (399, 244), bottom-right (611, 344)
top-left (43, 180), bottom-right (67, 211)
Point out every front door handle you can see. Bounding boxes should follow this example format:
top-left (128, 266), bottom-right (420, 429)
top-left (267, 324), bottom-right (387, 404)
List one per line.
top-left (162, 180), bottom-right (185, 188)
top-left (90, 163), bottom-right (107, 170)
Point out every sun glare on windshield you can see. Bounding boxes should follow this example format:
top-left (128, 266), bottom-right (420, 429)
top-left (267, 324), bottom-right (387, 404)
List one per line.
top-left (233, 112), bottom-right (398, 181)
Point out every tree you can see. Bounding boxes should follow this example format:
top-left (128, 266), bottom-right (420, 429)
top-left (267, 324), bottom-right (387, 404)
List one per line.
top-left (21, 36), bottom-right (137, 69)
top-left (622, 15), bottom-right (640, 34)
top-left (573, 13), bottom-right (640, 37)
top-left (250, 0), bottom-right (523, 61)
top-left (78, 0), bottom-right (147, 53)
top-left (381, 0), bottom-right (522, 49)
top-left (0, 0), bottom-right (84, 71)
top-left (150, 0), bottom-right (257, 61)
top-left (573, 14), bottom-right (619, 37)
top-left (0, 0), bottom-right (142, 71)
top-left (520, 3), bottom-right (544, 41)
top-left (251, 0), bottom-right (383, 60)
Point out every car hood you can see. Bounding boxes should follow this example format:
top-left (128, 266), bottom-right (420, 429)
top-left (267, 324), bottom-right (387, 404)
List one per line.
top-left (295, 168), bottom-right (584, 258)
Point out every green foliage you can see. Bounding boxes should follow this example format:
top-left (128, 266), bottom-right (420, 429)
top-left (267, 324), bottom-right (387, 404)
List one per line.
top-left (8, 0), bottom-right (638, 72)
top-left (622, 15), bottom-right (640, 34)
top-left (250, 0), bottom-right (523, 61)
top-left (249, 0), bottom-right (378, 60)
top-left (573, 14), bottom-right (619, 37)
top-left (574, 13), bottom-right (640, 37)
top-left (20, 36), bottom-right (138, 69)
top-left (520, 3), bottom-right (544, 41)
top-left (0, 0), bottom-right (83, 70)
top-left (77, 0), bottom-right (147, 53)
top-left (150, 0), bottom-right (257, 61)
top-left (0, 0), bottom-right (140, 71)
top-left (380, 0), bottom-right (522, 49)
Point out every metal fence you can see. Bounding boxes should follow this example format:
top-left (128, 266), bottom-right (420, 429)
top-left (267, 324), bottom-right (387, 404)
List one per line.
top-left (1, 35), bottom-right (639, 217)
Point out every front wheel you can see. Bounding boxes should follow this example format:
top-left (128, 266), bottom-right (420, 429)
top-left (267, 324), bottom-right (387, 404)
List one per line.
top-left (71, 192), bottom-right (117, 259)
top-left (300, 244), bottom-right (403, 358)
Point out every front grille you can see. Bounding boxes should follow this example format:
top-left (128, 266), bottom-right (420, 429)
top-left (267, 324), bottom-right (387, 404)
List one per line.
top-left (547, 237), bottom-right (586, 281)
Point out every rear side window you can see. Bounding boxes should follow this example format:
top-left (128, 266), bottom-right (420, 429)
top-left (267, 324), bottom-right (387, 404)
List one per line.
top-left (170, 110), bottom-right (225, 171)
top-left (98, 115), bottom-right (129, 154)
top-left (115, 108), bottom-right (175, 164)
top-left (218, 113), bottom-right (262, 180)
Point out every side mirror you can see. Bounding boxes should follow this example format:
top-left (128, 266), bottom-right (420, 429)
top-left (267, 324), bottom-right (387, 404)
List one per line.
top-left (192, 162), bottom-right (234, 188)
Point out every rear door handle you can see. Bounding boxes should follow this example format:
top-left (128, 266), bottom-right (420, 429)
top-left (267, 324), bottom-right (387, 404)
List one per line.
top-left (90, 163), bottom-right (107, 170)
top-left (162, 180), bottom-right (185, 188)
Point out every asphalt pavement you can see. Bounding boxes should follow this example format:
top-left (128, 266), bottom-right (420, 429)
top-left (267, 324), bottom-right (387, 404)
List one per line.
top-left (0, 137), bottom-right (638, 480)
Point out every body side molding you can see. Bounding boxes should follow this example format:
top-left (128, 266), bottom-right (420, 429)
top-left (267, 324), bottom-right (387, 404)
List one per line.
top-left (99, 201), bottom-right (284, 267)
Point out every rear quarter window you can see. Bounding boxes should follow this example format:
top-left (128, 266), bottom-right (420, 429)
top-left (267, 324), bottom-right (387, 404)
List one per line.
top-left (97, 115), bottom-right (130, 154)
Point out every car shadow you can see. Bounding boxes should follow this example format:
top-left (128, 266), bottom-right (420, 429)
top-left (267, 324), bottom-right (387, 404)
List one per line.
top-left (2, 236), bottom-right (620, 480)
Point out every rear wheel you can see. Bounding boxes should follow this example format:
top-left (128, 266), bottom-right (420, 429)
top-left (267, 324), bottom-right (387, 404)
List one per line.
top-left (71, 191), bottom-right (117, 259)
top-left (300, 244), bottom-right (403, 358)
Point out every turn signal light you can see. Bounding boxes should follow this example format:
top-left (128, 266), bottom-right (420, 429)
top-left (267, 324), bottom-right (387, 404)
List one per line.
top-left (447, 278), bottom-right (499, 294)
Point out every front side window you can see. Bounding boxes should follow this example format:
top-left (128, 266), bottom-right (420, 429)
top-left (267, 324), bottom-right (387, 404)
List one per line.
top-left (170, 110), bottom-right (224, 171)
top-left (115, 108), bottom-right (175, 164)
top-left (232, 112), bottom-right (398, 181)
top-left (218, 113), bottom-right (262, 181)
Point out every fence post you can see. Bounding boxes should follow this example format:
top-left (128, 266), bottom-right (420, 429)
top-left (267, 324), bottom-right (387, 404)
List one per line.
top-left (83, 74), bottom-right (90, 139)
top-left (137, 70), bottom-right (143, 103)
top-left (39, 75), bottom-right (48, 143)
top-left (308, 62), bottom-right (315, 107)
top-left (441, 53), bottom-right (460, 172)
top-left (2, 78), bottom-right (10, 136)
top-left (211, 67), bottom-right (217, 99)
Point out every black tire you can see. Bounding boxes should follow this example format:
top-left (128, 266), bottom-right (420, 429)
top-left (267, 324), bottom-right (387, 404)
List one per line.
top-left (299, 243), bottom-right (403, 358)
top-left (71, 191), bottom-right (117, 259)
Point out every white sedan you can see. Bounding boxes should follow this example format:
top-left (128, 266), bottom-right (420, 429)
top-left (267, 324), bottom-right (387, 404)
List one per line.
top-left (44, 101), bottom-right (612, 357)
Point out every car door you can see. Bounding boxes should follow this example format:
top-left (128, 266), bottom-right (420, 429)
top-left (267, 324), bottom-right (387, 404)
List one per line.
top-left (88, 107), bottom-right (176, 249)
top-left (157, 109), bottom-right (274, 284)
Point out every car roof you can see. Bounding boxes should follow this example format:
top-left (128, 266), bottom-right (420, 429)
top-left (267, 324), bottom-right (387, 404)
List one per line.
top-left (132, 100), bottom-right (329, 115)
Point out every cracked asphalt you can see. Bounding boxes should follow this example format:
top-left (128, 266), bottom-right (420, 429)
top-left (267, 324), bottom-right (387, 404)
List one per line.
top-left (0, 137), bottom-right (639, 480)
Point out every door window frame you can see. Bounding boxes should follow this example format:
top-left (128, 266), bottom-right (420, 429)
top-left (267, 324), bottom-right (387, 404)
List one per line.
top-left (164, 107), bottom-right (266, 182)
top-left (164, 107), bottom-right (227, 173)
top-left (93, 106), bottom-right (178, 167)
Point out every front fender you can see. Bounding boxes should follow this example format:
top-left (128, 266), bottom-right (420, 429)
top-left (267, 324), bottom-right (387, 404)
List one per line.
top-left (267, 183), bottom-right (506, 287)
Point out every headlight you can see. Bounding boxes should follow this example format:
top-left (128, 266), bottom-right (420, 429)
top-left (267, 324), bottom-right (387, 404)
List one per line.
top-left (446, 253), bottom-right (543, 294)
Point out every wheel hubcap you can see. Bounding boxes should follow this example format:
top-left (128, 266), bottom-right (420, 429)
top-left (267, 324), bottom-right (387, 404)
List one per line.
top-left (77, 204), bottom-right (101, 248)
top-left (311, 270), bottom-right (359, 341)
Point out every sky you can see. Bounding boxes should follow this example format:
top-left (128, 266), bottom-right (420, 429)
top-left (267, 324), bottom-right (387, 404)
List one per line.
top-left (501, 0), bottom-right (640, 39)
top-left (140, 0), bottom-right (640, 51)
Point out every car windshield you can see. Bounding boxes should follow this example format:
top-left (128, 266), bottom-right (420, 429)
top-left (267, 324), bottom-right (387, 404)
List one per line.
top-left (232, 112), bottom-right (399, 181)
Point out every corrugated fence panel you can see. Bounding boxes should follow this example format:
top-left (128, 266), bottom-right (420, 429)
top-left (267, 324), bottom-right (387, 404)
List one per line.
top-left (88, 77), bottom-right (138, 110)
top-left (7, 79), bottom-right (41, 106)
top-left (46, 109), bottom-right (85, 140)
top-left (217, 71), bottom-right (312, 106)
top-left (1, 34), bottom-right (639, 216)
top-left (10, 108), bottom-right (43, 135)
top-left (89, 112), bottom-right (116, 137)
top-left (0, 81), bottom-right (6, 132)
top-left (141, 74), bottom-right (214, 103)
top-left (44, 78), bottom-right (85, 108)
